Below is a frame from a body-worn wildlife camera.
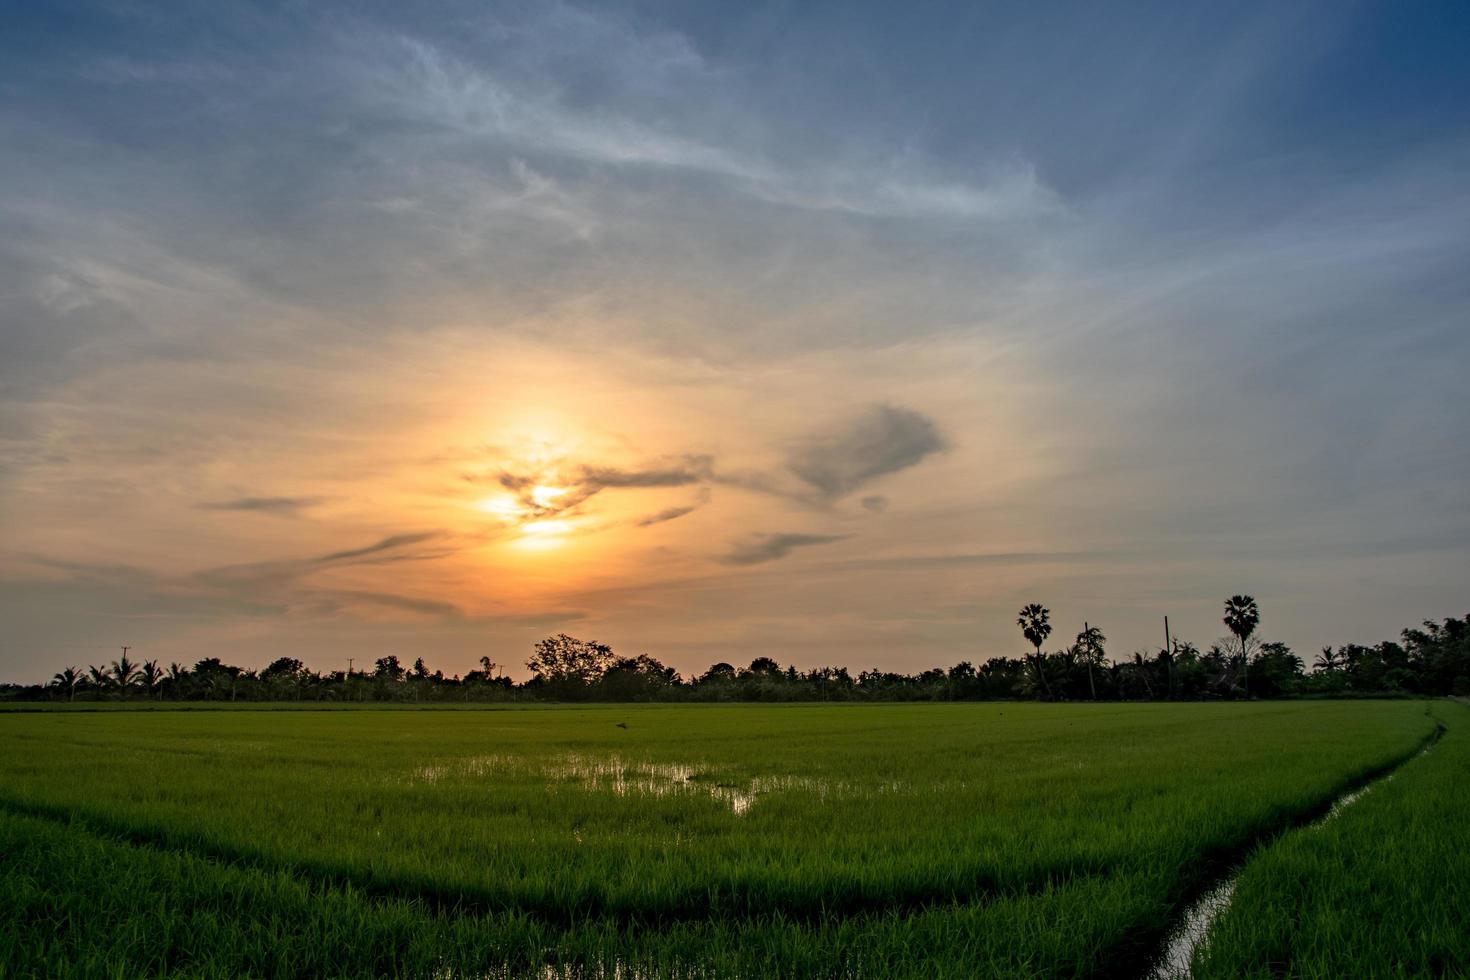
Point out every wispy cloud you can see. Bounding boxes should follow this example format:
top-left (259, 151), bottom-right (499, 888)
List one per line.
top-left (313, 532), bottom-right (442, 565)
top-left (199, 496), bottom-right (326, 516)
top-left (722, 532), bottom-right (847, 566)
top-left (637, 504), bottom-right (700, 527)
top-left (350, 18), bottom-right (1061, 224)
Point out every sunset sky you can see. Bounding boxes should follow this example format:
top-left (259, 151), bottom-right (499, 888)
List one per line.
top-left (2, 1), bottom-right (1468, 682)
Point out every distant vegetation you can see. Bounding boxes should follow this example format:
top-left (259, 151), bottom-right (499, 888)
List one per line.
top-left (7, 603), bottom-right (1468, 705)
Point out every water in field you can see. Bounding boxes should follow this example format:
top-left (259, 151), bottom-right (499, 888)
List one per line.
top-left (1148, 752), bottom-right (1410, 979)
top-left (1149, 879), bottom-right (1236, 980)
top-left (411, 751), bottom-right (847, 815)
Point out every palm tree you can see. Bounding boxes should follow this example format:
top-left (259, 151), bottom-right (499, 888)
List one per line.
top-left (110, 653), bottom-right (140, 698)
top-left (87, 664), bottom-right (111, 693)
top-left (51, 666), bottom-right (81, 702)
top-left (1223, 595), bottom-right (1260, 698)
top-left (139, 660), bottom-right (163, 700)
top-left (1018, 604), bottom-right (1053, 698)
top-left (165, 662), bottom-right (187, 699)
top-left (1075, 623), bottom-right (1106, 701)
top-left (1313, 646), bottom-right (1342, 673)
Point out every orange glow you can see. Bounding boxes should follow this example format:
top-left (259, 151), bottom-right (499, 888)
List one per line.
top-left (521, 518), bottom-right (575, 536)
top-left (475, 494), bottom-right (524, 518)
top-left (531, 484), bottom-right (568, 508)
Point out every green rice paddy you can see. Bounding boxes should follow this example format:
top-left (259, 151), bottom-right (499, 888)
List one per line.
top-left (0, 700), bottom-right (1459, 978)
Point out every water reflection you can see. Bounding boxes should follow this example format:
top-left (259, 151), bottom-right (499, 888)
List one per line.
top-left (548, 755), bottom-right (845, 815)
top-left (1148, 879), bottom-right (1236, 980)
top-left (1149, 764), bottom-right (1404, 979)
top-left (409, 752), bottom-right (853, 815)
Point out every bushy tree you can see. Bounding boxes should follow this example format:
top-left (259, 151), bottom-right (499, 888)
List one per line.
top-left (1251, 641), bottom-right (1304, 697)
top-left (526, 634), bottom-right (616, 696)
top-left (600, 655), bottom-right (681, 700)
top-left (1074, 623), bottom-right (1106, 700)
top-left (373, 656), bottom-right (406, 681)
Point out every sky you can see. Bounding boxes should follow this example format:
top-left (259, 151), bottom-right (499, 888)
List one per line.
top-left (2, 1), bottom-right (1468, 683)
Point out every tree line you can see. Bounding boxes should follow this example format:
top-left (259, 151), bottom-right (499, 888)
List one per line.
top-left (7, 598), bottom-right (1469, 704)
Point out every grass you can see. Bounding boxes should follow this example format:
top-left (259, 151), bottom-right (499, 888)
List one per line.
top-left (1193, 699), bottom-right (1467, 979)
top-left (0, 701), bottom-right (1444, 978)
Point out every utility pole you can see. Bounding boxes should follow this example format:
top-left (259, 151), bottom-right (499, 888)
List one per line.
top-left (1163, 617), bottom-right (1174, 698)
top-left (347, 657), bottom-right (354, 676)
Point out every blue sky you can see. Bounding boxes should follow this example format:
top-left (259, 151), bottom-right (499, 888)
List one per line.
top-left (1, 1), bottom-right (1467, 680)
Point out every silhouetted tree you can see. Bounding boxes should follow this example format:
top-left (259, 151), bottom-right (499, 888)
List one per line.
top-left (1018, 603), bottom-right (1053, 698)
top-left (139, 659), bottom-right (163, 700)
top-left (50, 666), bottom-right (80, 702)
top-left (1251, 641), bottom-right (1304, 697)
top-left (526, 634), bottom-right (616, 697)
top-left (373, 655), bottom-right (406, 681)
top-left (109, 654), bottom-right (139, 698)
top-left (1075, 623), bottom-right (1106, 700)
top-left (11, 608), bottom-right (1466, 706)
top-left (601, 654), bottom-right (681, 700)
top-left (1223, 595), bottom-right (1260, 697)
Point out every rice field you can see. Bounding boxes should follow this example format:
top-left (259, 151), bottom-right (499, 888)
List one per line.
top-left (1193, 700), bottom-right (1468, 978)
top-left (0, 700), bottom-right (1456, 978)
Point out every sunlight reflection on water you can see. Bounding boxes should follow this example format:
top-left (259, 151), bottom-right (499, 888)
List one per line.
top-left (1149, 764), bottom-right (1401, 979)
top-left (436, 964), bottom-right (746, 980)
top-left (408, 752), bottom-right (858, 815)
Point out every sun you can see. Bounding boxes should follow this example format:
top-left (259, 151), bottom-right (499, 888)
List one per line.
top-left (531, 484), bottom-right (568, 508)
top-left (475, 494), bottom-right (524, 518)
top-left (473, 480), bottom-right (580, 550)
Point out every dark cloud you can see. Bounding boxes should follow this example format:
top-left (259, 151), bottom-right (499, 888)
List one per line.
top-left (200, 496), bottom-right (327, 516)
top-left (637, 504), bottom-right (698, 527)
top-left (25, 557), bottom-right (158, 589)
top-left (313, 532), bottom-right (441, 565)
top-left (307, 590), bottom-right (461, 618)
top-left (193, 532), bottom-right (453, 599)
top-left (484, 610), bottom-right (589, 628)
top-left (787, 405), bottom-right (947, 502)
top-left (634, 486), bottom-right (711, 527)
top-left (827, 550), bottom-right (1108, 571)
top-left (860, 495), bottom-right (889, 513)
top-left (580, 455), bottom-right (713, 488)
top-left (487, 456), bottom-right (717, 519)
top-left (721, 532), bottom-right (846, 566)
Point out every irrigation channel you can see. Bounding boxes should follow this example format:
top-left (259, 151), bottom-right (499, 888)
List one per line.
top-left (1142, 725), bottom-right (1445, 980)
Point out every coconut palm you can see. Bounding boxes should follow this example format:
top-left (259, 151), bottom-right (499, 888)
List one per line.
top-left (1223, 595), bottom-right (1260, 697)
top-left (51, 666), bottom-right (81, 702)
top-left (110, 653), bottom-right (140, 697)
top-left (139, 659), bottom-right (163, 699)
top-left (1313, 646), bottom-right (1343, 673)
top-left (86, 664), bottom-right (111, 692)
top-left (1017, 603), bottom-right (1053, 698)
